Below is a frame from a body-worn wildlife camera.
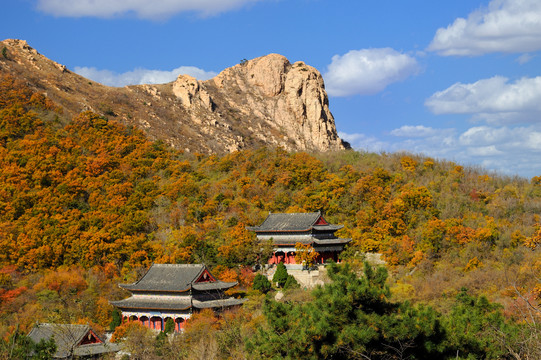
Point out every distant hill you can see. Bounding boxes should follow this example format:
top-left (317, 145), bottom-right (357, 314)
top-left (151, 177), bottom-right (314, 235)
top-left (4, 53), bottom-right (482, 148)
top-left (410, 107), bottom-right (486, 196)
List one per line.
top-left (0, 39), bottom-right (348, 154)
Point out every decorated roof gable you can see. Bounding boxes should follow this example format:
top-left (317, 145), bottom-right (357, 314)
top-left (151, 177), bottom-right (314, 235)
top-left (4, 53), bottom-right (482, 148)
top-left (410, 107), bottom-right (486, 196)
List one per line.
top-left (195, 268), bottom-right (216, 283)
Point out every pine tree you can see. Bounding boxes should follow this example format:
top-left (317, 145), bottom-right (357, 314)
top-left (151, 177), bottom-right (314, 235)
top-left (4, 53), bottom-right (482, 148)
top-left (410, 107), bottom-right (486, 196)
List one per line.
top-left (248, 262), bottom-right (449, 359)
top-left (283, 275), bottom-right (299, 290)
top-left (110, 308), bottom-right (122, 331)
top-left (272, 263), bottom-right (288, 288)
top-left (164, 318), bottom-right (175, 334)
top-left (252, 274), bottom-right (271, 293)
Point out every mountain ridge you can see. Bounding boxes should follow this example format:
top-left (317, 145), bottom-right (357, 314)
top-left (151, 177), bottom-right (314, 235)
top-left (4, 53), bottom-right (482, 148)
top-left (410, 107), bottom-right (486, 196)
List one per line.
top-left (0, 39), bottom-right (349, 154)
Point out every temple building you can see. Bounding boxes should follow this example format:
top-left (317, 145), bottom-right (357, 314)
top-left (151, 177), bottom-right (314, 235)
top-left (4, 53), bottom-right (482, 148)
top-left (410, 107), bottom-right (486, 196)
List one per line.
top-left (28, 323), bottom-right (120, 358)
top-left (110, 264), bottom-right (244, 332)
top-left (247, 212), bottom-right (351, 266)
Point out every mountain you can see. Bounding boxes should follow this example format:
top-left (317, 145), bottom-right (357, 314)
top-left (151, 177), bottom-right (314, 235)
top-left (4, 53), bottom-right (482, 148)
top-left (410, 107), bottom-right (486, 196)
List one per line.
top-left (0, 39), bottom-right (349, 153)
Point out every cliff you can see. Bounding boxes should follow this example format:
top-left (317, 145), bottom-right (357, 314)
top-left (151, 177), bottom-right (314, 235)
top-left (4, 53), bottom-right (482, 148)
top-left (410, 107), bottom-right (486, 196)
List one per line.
top-left (0, 39), bottom-right (349, 153)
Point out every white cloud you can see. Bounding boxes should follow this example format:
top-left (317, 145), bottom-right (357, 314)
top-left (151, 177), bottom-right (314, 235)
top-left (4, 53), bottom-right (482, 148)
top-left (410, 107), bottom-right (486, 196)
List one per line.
top-left (516, 53), bottom-right (534, 64)
top-left (324, 48), bottom-right (419, 97)
top-left (390, 125), bottom-right (443, 138)
top-left (425, 76), bottom-right (541, 124)
top-left (428, 0), bottom-right (541, 56)
top-left (36, 0), bottom-right (260, 19)
top-left (465, 145), bottom-right (503, 157)
top-left (344, 123), bottom-right (541, 177)
top-left (455, 125), bottom-right (541, 175)
top-left (459, 126), bottom-right (541, 152)
top-left (388, 125), bottom-right (458, 158)
top-left (390, 125), bottom-right (541, 176)
top-left (74, 66), bottom-right (217, 87)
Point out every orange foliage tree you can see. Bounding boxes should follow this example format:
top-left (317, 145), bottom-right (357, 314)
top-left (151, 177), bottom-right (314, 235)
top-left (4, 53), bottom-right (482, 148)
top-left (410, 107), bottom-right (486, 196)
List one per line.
top-left (294, 242), bottom-right (319, 267)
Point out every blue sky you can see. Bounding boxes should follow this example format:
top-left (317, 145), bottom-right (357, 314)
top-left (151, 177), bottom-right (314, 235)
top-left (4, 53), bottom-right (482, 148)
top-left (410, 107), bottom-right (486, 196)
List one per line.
top-left (3, 0), bottom-right (541, 178)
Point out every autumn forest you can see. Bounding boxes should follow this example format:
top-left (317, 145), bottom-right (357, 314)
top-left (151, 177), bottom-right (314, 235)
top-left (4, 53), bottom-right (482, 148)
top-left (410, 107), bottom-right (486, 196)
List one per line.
top-left (0, 74), bottom-right (540, 358)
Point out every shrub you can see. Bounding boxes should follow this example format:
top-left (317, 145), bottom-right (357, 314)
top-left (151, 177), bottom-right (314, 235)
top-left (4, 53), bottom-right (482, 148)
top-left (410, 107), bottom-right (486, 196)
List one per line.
top-left (272, 263), bottom-right (288, 288)
top-left (164, 318), bottom-right (175, 334)
top-left (110, 308), bottom-right (122, 331)
top-left (283, 275), bottom-right (299, 290)
top-left (252, 274), bottom-right (271, 293)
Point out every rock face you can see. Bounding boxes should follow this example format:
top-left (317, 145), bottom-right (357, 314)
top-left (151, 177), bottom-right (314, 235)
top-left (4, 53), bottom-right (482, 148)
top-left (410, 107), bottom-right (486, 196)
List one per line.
top-left (0, 39), bottom-right (349, 153)
top-left (206, 54), bottom-right (345, 151)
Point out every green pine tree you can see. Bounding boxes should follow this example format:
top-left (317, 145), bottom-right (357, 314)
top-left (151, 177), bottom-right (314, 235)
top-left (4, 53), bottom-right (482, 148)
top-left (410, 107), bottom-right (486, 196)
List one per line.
top-left (110, 308), bottom-right (122, 331)
top-left (247, 262), bottom-right (449, 359)
top-left (164, 318), bottom-right (175, 334)
top-left (272, 263), bottom-right (288, 288)
top-left (283, 275), bottom-right (299, 290)
top-left (253, 274), bottom-right (272, 293)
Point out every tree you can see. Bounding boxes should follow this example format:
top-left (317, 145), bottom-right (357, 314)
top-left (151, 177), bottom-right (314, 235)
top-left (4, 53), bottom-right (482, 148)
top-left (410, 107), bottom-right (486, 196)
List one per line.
top-left (31, 337), bottom-right (57, 360)
top-left (248, 262), bottom-right (448, 359)
top-left (294, 242), bottom-right (319, 267)
top-left (252, 274), bottom-right (271, 294)
top-left (283, 275), bottom-right (299, 290)
top-left (272, 263), bottom-right (288, 288)
top-left (110, 308), bottom-right (122, 331)
top-left (164, 318), bottom-right (175, 334)
top-left (443, 288), bottom-right (523, 359)
top-left (0, 328), bottom-right (56, 360)
top-left (112, 322), bottom-right (156, 359)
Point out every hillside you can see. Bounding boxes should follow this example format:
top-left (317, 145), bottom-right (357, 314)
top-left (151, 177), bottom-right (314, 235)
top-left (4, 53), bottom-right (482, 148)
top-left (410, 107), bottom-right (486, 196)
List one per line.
top-left (0, 39), bottom-right (348, 154)
top-left (0, 62), bottom-right (540, 358)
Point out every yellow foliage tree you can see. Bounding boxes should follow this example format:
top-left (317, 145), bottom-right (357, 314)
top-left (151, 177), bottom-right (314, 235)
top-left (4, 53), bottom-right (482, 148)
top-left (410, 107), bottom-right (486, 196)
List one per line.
top-left (294, 242), bottom-right (319, 267)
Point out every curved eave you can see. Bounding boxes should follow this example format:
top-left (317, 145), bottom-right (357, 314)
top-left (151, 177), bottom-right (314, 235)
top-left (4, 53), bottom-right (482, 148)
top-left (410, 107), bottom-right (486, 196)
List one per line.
top-left (192, 298), bottom-right (246, 309)
top-left (313, 224), bottom-right (344, 231)
top-left (119, 284), bottom-right (191, 293)
top-left (247, 227), bottom-right (312, 233)
top-left (313, 238), bottom-right (351, 245)
top-left (192, 281), bottom-right (238, 291)
top-left (249, 226), bottom-right (343, 233)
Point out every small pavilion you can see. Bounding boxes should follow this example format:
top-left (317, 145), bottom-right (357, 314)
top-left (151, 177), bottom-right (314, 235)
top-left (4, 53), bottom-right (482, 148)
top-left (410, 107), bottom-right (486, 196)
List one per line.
top-left (110, 264), bottom-right (243, 332)
top-left (247, 211), bottom-right (351, 266)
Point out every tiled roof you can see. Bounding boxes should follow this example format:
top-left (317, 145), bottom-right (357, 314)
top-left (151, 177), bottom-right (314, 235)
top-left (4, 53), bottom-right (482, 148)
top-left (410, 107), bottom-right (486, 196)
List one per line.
top-left (119, 264), bottom-right (237, 292)
top-left (313, 238), bottom-right (351, 245)
top-left (192, 281), bottom-right (237, 291)
top-left (247, 212), bottom-right (343, 232)
top-left (27, 323), bottom-right (118, 358)
top-left (73, 343), bottom-right (121, 357)
top-left (193, 298), bottom-right (245, 309)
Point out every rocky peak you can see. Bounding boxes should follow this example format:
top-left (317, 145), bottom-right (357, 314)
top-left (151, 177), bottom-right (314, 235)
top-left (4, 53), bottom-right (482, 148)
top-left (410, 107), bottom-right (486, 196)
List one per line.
top-left (0, 39), bottom-right (348, 154)
top-left (172, 74), bottom-right (214, 110)
top-left (216, 53), bottom-right (290, 97)
top-left (204, 54), bottom-right (346, 151)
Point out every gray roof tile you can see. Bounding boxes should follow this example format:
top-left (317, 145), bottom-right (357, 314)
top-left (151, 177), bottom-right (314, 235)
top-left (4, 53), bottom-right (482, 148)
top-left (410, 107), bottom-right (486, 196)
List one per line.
top-left (73, 343), bottom-right (121, 357)
top-left (27, 323), bottom-right (117, 358)
top-left (247, 212), bottom-right (343, 232)
top-left (193, 298), bottom-right (245, 309)
top-left (119, 264), bottom-right (237, 292)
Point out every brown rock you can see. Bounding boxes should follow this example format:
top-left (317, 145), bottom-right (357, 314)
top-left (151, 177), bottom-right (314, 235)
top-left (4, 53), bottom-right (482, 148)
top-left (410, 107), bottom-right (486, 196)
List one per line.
top-left (0, 39), bottom-right (349, 154)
